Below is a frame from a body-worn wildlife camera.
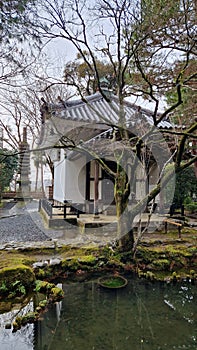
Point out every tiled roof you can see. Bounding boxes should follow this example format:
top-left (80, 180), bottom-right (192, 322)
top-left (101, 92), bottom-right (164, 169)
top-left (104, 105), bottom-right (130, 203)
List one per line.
top-left (48, 92), bottom-right (173, 129)
top-left (39, 92), bottom-right (173, 149)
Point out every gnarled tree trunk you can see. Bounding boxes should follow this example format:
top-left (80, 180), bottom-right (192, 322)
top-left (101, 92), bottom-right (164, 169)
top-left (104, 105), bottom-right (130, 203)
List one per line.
top-left (115, 165), bottom-right (134, 251)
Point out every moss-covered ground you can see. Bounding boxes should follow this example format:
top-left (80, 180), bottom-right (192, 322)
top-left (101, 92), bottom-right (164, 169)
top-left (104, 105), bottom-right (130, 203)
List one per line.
top-left (0, 228), bottom-right (196, 288)
top-left (0, 228), bottom-right (196, 331)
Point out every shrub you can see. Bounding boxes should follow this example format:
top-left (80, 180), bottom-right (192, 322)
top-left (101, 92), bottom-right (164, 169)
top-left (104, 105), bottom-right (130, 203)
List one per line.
top-left (185, 202), bottom-right (197, 213)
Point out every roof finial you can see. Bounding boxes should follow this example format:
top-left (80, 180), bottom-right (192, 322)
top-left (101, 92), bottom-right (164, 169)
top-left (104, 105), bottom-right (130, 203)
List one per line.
top-left (100, 76), bottom-right (110, 89)
top-left (99, 76), bottom-right (112, 99)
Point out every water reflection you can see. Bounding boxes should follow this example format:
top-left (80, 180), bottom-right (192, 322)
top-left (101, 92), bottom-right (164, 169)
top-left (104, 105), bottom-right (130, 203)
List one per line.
top-left (0, 302), bottom-right (34, 350)
top-left (0, 278), bottom-right (196, 350)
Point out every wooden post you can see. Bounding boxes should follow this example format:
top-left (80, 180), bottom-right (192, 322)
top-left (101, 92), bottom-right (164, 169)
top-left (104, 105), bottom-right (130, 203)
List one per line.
top-left (38, 199), bottom-right (41, 212)
top-left (94, 160), bottom-right (99, 218)
top-left (164, 221), bottom-right (168, 234)
top-left (49, 202), bottom-right (52, 219)
top-left (164, 219), bottom-right (182, 238)
top-left (64, 203), bottom-right (67, 219)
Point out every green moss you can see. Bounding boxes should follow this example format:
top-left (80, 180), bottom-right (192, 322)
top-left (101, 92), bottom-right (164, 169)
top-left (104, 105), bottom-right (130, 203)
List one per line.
top-left (34, 280), bottom-right (47, 292)
top-left (106, 258), bottom-right (124, 269)
top-left (35, 268), bottom-right (47, 279)
top-left (13, 314), bottom-right (27, 331)
top-left (0, 231), bottom-right (195, 290)
top-left (78, 255), bottom-right (96, 265)
top-left (59, 246), bottom-right (99, 259)
top-left (150, 259), bottom-right (171, 270)
top-left (145, 271), bottom-right (155, 280)
top-left (0, 265), bottom-right (35, 298)
top-left (34, 280), bottom-right (64, 300)
top-left (50, 287), bottom-right (64, 300)
top-left (165, 245), bottom-right (194, 257)
top-left (0, 301), bottom-right (12, 313)
top-left (13, 312), bottom-right (38, 331)
top-left (34, 280), bottom-right (55, 293)
top-left (38, 299), bottom-right (48, 309)
top-left (171, 271), bottom-right (181, 282)
top-left (62, 258), bottom-right (80, 271)
top-left (0, 251), bottom-right (34, 269)
top-left (0, 281), bottom-right (8, 293)
top-left (135, 247), bottom-right (160, 262)
top-left (38, 267), bottom-right (53, 279)
top-left (135, 242), bottom-right (196, 261)
top-left (99, 275), bottom-right (127, 288)
top-left (21, 312), bottom-right (37, 325)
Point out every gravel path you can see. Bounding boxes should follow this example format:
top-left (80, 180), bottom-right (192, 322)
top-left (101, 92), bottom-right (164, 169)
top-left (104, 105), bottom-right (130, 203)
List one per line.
top-left (0, 213), bottom-right (49, 242)
top-left (0, 201), bottom-right (114, 245)
top-left (0, 201), bottom-right (68, 243)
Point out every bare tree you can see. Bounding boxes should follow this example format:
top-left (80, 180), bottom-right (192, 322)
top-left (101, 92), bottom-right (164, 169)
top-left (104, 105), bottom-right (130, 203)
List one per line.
top-left (0, 76), bottom-right (72, 193)
top-left (25, 0), bottom-right (197, 250)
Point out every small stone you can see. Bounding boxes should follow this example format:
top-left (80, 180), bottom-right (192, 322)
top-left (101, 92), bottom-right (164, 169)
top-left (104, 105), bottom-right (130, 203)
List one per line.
top-left (33, 261), bottom-right (48, 268)
top-left (5, 323), bottom-right (12, 329)
top-left (49, 258), bottom-right (61, 266)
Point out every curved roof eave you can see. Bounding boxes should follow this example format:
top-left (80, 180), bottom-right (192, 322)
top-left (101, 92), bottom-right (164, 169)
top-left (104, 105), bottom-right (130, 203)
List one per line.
top-left (37, 92), bottom-right (173, 150)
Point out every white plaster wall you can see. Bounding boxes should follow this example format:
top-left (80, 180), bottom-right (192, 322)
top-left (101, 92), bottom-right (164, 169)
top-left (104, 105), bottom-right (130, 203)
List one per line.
top-left (64, 156), bottom-right (86, 203)
top-left (53, 149), bottom-right (66, 203)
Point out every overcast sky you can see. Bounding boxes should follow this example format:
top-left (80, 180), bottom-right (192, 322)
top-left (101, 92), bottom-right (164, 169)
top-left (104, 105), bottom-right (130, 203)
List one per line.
top-left (43, 38), bottom-right (77, 77)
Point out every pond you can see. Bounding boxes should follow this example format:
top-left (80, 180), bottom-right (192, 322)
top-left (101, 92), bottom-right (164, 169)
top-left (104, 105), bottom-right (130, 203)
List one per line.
top-left (0, 277), bottom-right (196, 350)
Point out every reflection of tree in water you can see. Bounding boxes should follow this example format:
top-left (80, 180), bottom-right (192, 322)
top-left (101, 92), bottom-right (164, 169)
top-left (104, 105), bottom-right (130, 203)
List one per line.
top-left (136, 294), bottom-right (155, 347)
top-left (36, 279), bottom-right (196, 350)
top-left (1, 279), bottom-right (195, 350)
top-left (0, 301), bottom-right (34, 350)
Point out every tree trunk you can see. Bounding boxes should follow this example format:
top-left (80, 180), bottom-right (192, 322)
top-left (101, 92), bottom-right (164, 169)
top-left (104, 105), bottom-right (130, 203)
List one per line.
top-left (115, 166), bottom-right (134, 251)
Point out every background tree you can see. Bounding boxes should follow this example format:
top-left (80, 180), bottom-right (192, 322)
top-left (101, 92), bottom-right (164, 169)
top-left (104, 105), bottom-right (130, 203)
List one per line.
top-left (0, 0), bottom-right (41, 90)
top-left (0, 149), bottom-right (18, 200)
top-left (173, 166), bottom-right (197, 207)
top-left (0, 0), bottom-right (36, 37)
top-left (0, 75), bottom-right (72, 194)
top-left (64, 53), bottom-right (116, 95)
top-left (0, 1), bottom-right (72, 198)
top-left (165, 60), bottom-right (197, 125)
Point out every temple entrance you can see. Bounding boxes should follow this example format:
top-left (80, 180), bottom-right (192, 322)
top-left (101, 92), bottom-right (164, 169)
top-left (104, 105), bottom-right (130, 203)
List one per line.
top-left (86, 160), bottom-right (116, 205)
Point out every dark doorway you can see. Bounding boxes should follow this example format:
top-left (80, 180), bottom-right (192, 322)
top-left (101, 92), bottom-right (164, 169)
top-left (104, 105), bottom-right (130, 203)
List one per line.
top-left (102, 160), bottom-right (116, 204)
top-left (86, 160), bottom-right (116, 205)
